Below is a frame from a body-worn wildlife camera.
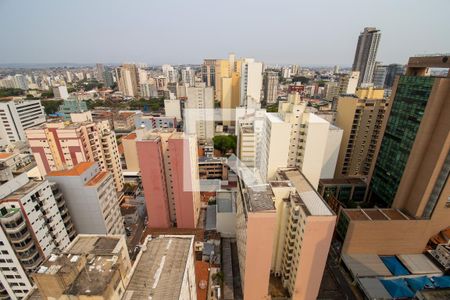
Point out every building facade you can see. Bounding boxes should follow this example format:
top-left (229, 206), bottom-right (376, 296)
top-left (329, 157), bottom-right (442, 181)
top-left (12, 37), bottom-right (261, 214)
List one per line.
top-left (47, 162), bottom-right (125, 235)
top-left (352, 27), bottom-right (381, 85)
top-left (335, 87), bottom-right (388, 178)
top-left (264, 70), bottom-right (279, 104)
top-left (0, 99), bottom-right (45, 144)
top-left (136, 129), bottom-right (201, 228)
top-left (26, 120), bottom-right (124, 192)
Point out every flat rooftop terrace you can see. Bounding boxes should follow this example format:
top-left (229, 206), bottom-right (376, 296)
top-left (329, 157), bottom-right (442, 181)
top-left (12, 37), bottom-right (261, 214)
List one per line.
top-left (343, 208), bottom-right (412, 221)
top-left (278, 168), bottom-right (333, 216)
top-left (125, 235), bottom-right (193, 300)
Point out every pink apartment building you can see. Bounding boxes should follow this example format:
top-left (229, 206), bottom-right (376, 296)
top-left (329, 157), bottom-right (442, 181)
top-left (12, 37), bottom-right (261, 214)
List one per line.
top-left (25, 120), bottom-right (124, 192)
top-left (235, 168), bottom-right (336, 300)
top-left (136, 129), bottom-right (200, 229)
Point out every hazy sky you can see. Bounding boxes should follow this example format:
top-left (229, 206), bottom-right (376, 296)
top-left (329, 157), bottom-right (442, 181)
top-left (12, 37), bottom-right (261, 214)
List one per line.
top-left (1, 0), bottom-right (449, 66)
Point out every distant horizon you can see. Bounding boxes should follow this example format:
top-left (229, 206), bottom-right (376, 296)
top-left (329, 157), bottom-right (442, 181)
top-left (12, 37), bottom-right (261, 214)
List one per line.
top-left (1, 0), bottom-right (449, 66)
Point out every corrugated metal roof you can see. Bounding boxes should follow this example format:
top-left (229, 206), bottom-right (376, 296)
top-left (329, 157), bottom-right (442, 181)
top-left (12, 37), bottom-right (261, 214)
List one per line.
top-left (397, 254), bottom-right (442, 275)
top-left (342, 254), bottom-right (392, 277)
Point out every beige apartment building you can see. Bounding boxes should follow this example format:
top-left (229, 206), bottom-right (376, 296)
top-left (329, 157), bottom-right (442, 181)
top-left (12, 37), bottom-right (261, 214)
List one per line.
top-left (334, 87), bottom-right (388, 178)
top-left (116, 64), bottom-right (140, 97)
top-left (26, 120), bottom-right (124, 192)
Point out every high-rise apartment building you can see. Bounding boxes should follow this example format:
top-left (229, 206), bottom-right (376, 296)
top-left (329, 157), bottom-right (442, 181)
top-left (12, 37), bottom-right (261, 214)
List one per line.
top-left (136, 129), bottom-right (200, 228)
top-left (164, 99), bottom-right (182, 121)
top-left (323, 81), bottom-right (340, 101)
top-left (185, 83), bottom-right (214, 142)
top-left (235, 168), bottom-right (336, 300)
top-left (384, 63), bottom-right (405, 88)
top-left (52, 85), bottom-right (69, 100)
top-left (373, 62), bottom-right (388, 88)
top-left (338, 71), bottom-right (360, 95)
top-left (116, 64), bottom-right (140, 97)
top-left (260, 113), bottom-right (291, 181)
top-left (335, 87), bottom-right (388, 178)
top-left (271, 169), bottom-right (336, 299)
top-left (181, 66), bottom-right (195, 86)
top-left (214, 53), bottom-right (242, 108)
top-left (95, 63), bottom-right (105, 83)
top-left (352, 27), bottom-right (381, 85)
top-left (278, 93), bottom-right (343, 188)
top-left (162, 64), bottom-right (178, 83)
top-left (369, 55), bottom-right (450, 207)
top-left (47, 162), bottom-right (125, 235)
top-left (240, 58), bottom-right (263, 107)
top-left (263, 70), bottom-right (279, 104)
top-left (0, 152), bottom-right (75, 300)
top-left (26, 119), bottom-right (124, 192)
top-left (202, 59), bottom-right (216, 88)
top-left (0, 99), bottom-right (45, 144)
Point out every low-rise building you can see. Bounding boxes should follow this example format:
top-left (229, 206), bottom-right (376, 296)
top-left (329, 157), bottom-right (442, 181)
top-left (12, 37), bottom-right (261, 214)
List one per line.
top-left (31, 235), bottom-right (131, 299)
top-left (125, 235), bottom-right (197, 300)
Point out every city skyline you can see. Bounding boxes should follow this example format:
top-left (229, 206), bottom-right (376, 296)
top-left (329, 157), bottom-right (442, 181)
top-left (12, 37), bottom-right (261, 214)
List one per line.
top-left (1, 0), bottom-right (449, 66)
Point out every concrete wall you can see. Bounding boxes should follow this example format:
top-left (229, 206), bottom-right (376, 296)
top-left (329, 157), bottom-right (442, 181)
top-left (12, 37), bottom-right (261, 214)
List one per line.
top-left (342, 218), bottom-right (431, 254)
top-left (136, 139), bottom-right (171, 228)
top-left (122, 136), bottom-right (139, 172)
top-left (321, 126), bottom-right (343, 179)
top-left (293, 216), bottom-right (336, 300)
top-left (242, 212), bottom-right (276, 300)
top-left (168, 137), bottom-right (200, 229)
top-left (47, 175), bottom-right (107, 235)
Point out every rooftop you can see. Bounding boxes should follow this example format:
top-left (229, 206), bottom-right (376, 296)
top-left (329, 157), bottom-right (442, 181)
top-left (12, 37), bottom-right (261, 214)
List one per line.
top-left (67, 235), bottom-right (122, 255)
top-left (125, 235), bottom-right (193, 300)
top-left (33, 235), bottom-right (124, 297)
top-left (47, 162), bottom-right (95, 177)
top-left (320, 177), bottom-right (366, 186)
top-left (0, 152), bottom-right (13, 159)
top-left (343, 208), bottom-right (412, 221)
top-left (245, 184), bottom-right (275, 212)
top-left (278, 168), bottom-right (333, 216)
top-left (123, 132), bottom-right (137, 140)
top-left (85, 171), bottom-right (108, 186)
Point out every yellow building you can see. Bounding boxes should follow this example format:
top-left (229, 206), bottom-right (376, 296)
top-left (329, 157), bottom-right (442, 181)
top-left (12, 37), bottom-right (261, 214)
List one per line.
top-left (214, 53), bottom-right (242, 109)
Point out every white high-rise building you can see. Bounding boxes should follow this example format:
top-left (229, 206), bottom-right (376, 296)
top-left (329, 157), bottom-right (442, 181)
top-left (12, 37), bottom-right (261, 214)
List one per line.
top-left (47, 162), bottom-right (125, 235)
top-left (0, 99), bottom-right (46, 144)
top-left (181, 67), bottom-right (195, 86)
top-left (162, 64), bottom-right (178, 83)
top-left (240, 58), bottom-right (263, 107)
top-left (0, 153), bottom-right (75, 300)
top-left (52, 85), bottom-right (69, 100)
top-left (164, 99), bottom-right (182, 121)
top-left (185, 83), bottom-right (214, 142)
top-left (278, 93), bottom-right (343, 188)
top-left (236, 107), bottom-right (291, 182)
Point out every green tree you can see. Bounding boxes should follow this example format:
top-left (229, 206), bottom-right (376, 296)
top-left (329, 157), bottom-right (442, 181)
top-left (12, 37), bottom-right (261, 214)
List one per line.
top-left (0, 88), bottom-right (24, 97)
top-left (41, 100), bottom-right (63, 114)
top-left (213, 135), bottom-right (237, 154)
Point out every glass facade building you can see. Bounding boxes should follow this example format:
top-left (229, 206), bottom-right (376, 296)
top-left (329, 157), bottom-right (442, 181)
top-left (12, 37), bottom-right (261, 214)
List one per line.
top-left (369, 76), bottom-right (435, 206)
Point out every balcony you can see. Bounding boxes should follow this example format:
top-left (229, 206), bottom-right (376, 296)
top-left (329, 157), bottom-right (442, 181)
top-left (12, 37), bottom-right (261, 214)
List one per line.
top-left (3, 219), bottom-right (26, 234)
top-left (9, 230), bottom-right (31, 243)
